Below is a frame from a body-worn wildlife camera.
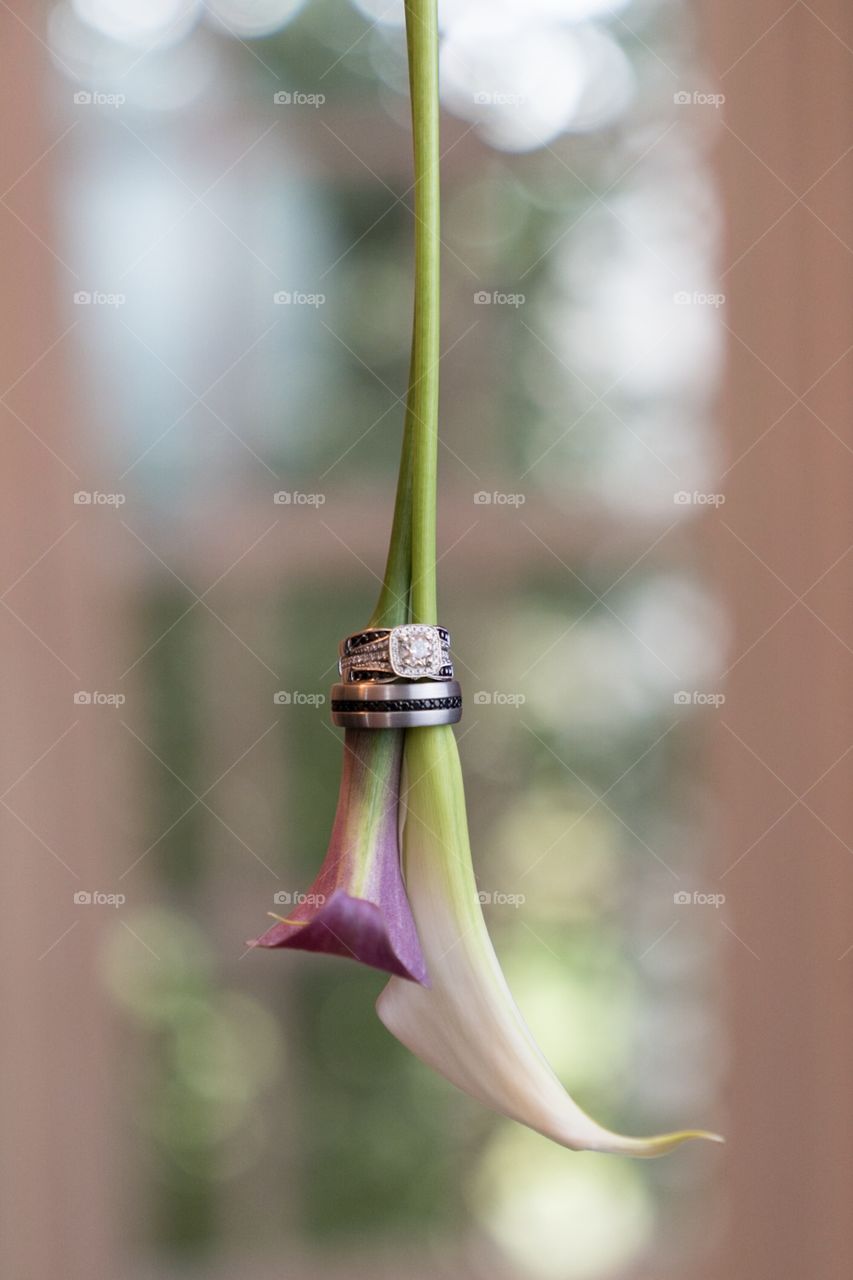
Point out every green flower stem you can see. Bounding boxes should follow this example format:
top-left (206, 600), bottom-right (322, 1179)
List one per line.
top-left (405, 0), bottom-right (441, 625)
top-left (369, 0), bottom-right (440, 629)
top-left (368, 334), bottom-right (414, 628)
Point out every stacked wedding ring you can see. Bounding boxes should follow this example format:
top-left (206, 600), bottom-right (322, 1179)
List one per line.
top-left (338, 623), bottom-right (453, 683)
top-left (331, 624), bottom-right (462, 728)
top-left (330, 679), bottom-right (462, 729)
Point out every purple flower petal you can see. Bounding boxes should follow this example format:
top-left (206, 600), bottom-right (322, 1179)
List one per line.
top-left (254, 888), bottom-right (426, 982)
top-left (251, 729), bottom-right (427, 984)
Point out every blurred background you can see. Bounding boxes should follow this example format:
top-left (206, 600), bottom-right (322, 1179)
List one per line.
top-left (1, 1), bottom-right (851, 1278)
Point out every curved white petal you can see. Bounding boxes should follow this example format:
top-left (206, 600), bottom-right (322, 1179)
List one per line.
top-left (377, 727), bottom-right (722, 1157)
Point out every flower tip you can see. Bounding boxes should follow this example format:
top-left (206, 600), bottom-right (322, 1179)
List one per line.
top-left (695, 1129), bottom-right (726, 1145)
top-left (245, 919), bottom-right (282, 949)
top-left (614, 1128), bottom-right (725, 1158)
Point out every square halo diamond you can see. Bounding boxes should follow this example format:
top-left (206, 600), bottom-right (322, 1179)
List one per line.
top-left (389, 624), bottom-right (442, 678)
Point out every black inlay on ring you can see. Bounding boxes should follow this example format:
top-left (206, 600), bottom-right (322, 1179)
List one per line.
top-left (331, 696), bottom-right (462, 713)
top-left (344, 630), bottom-right (390, 652)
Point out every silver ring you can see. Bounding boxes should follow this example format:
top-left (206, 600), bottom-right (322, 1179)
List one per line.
top-left (330, 680), bottom-right (462, 728)
top-left (338, 624), bottom-right (453, 682)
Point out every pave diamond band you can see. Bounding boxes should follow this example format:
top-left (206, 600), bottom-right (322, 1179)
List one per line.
top-left (338, 623), bottom-right (453, 682)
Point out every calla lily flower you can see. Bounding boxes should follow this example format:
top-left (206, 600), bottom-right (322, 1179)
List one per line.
top-left (251, 729), bottom-right (427, 985)
top-left (376, 727), bottom-right (723, 1156)
top-left (258, 0), bottom-right (722, 1160)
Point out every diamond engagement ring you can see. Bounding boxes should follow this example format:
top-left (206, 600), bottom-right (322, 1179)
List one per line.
top-left (338, 624), bottom-right (453, 683)
top-left (331, 623), bottom-right (461, 728)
